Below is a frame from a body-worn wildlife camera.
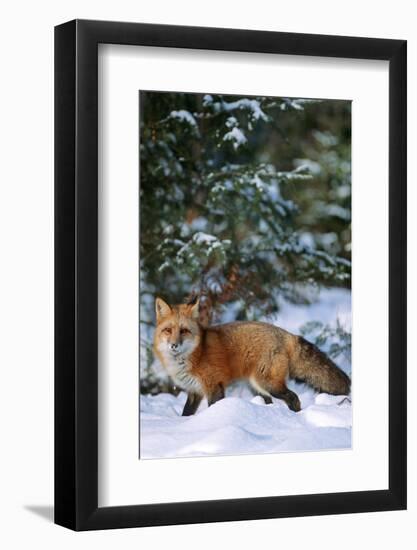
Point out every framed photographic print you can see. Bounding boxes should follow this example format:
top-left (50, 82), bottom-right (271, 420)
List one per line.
top-left (55, 20), bottom-right (407, 530)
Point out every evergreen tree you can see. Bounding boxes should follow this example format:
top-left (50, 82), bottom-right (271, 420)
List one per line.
top-left (140, 91), bottom-right (351, 328)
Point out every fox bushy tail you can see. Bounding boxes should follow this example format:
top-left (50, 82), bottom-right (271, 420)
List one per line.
top-left (289, 336), bottom-right (351, 395)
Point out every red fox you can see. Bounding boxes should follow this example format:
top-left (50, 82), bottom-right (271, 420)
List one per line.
top-left (153, 297), bottom-right (351, 416)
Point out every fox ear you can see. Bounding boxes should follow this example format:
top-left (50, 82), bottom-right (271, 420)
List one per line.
top-left (189, 298), bottom-right (200, 320)
top-left (155, 297), bottom-right (172, 323)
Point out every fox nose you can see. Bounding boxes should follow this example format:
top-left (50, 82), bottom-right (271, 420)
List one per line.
top-left (170, 343), bottom-right (178, 351)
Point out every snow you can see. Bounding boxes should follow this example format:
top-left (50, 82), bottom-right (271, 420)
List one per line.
top-left (225, 116), bottom-right (238, 128)
top-left (280, 98), bottom-right (321, 111)
top-left (169, 110), bottom-right (198, 127)
top-left (276, 167), bottom-right (313, 182)
top-left (327, 205), bottom-right (351, 220)
top-left (140, 388), bottom-right (351, 459)
top-left (210, 97), bottom-right (269, 121)
top-left (140, 288), bottom-right (352, 459)
top-left (312, 129), bottom-right (339, 147)
top-left (294, 158), bottom-right (322, 176)
top-left (192, 232), bottom-right (217, 245)
top-left (223, 126), bottom-right (248, 149)
top-left (273, 288), bottom-right (351, 336)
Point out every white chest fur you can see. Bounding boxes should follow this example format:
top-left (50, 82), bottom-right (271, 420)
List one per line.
top-left (162, 354), bottom-right (203, 395)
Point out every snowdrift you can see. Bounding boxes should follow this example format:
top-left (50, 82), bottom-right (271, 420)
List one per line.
top-left (140, 384), bottom-right (351, 459)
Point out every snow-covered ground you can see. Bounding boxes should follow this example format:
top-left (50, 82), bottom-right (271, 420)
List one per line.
top-left (140, 288), bottom-right (351, 459)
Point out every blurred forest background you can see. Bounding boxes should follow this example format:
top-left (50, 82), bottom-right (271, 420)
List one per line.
top-left (139, 91), bottom-right (351, 394)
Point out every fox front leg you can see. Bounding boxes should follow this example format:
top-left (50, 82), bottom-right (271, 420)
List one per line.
top-left (182, 393), bottom-right (203, 416)
top-left (207, 383), bottom-right (225, 407)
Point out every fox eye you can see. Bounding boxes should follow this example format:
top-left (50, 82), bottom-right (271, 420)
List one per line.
top-left (180, 328), bottom-right (190, 335)
top-left (163, 327), bottom-right (172, 334)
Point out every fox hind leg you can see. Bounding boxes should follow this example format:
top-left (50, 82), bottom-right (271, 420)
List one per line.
top-left (252, 377), bottom-right (301, 412)
top-left (253, 354), bottom-right (301, 412)
top-left (249, 377), bottom-right (273, 404)
top-left (269, 385), bottom-right (301, 412)
top-left (248, 379), bottom-right (273, 404)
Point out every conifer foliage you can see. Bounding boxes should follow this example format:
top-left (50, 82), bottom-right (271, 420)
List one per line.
top-left (140, 92), bottom-right (351, 327)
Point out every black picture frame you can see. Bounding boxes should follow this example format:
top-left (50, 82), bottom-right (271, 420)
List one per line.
top-left (55, 19), bottom-right (407, 531)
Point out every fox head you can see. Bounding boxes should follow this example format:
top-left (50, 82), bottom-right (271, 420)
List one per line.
top-left (154, 297), bottom-right (201, 359)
